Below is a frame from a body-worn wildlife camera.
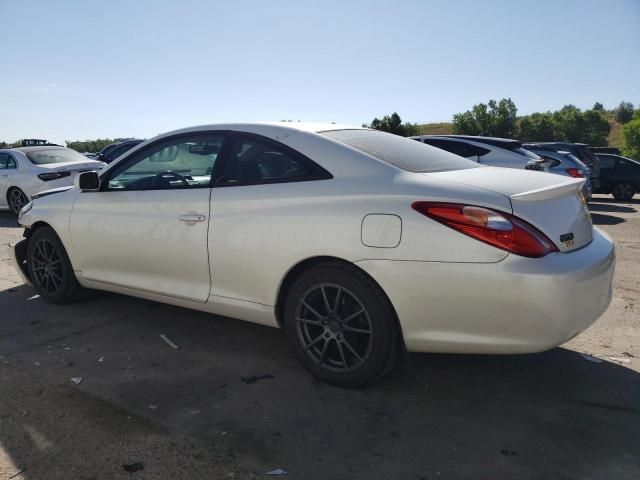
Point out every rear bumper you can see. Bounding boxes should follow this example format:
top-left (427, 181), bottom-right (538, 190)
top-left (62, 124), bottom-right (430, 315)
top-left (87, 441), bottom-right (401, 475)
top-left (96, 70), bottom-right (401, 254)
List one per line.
top-left (9, 238), bottom-right (32, 287)
top-left (356, 227), bottom-right (615, 354)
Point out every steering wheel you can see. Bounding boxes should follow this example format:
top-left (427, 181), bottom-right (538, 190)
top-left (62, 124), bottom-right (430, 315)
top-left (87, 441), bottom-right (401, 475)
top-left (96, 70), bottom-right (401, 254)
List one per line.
top-left (151, 170), bottom-right (189, 188)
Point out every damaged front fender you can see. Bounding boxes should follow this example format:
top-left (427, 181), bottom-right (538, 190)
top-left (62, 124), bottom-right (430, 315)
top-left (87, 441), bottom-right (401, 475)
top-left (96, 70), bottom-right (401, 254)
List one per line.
top-left (9, 238), bottom-right (32, 287)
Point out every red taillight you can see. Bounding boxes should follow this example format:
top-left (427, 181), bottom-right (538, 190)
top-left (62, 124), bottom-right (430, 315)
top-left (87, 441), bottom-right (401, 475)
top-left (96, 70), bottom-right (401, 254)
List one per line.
top-left (565, 168), bottom-right (585, 178)
top-left (411, 202), bottom-right (559, 258)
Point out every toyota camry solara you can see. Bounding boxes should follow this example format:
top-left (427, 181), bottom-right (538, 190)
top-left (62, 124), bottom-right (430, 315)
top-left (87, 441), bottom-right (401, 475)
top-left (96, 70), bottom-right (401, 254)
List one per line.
top-left (11, 123), bottom-right (615, 387)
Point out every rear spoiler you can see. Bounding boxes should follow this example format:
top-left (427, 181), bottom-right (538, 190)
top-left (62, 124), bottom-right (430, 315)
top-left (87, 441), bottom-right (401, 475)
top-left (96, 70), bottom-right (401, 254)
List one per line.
top-left (510, 178), bottom-right (584, 202)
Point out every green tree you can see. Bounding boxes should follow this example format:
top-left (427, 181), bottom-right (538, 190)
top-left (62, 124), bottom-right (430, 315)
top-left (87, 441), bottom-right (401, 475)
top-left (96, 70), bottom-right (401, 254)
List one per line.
top-left (593, 102), bottom-right (604, 111)
top-left (65, 138), bottom-right (115, 153)
top-left (452, 98), bottom-right (518, 137)
top-left (615, 101), bottom-right (635, 124)
top-left (516, 112), bottom-right (556, 141)
top-left (367, 112), bottom-right (419, 137)
top-left (621, 110), bottom-right (640, 160)
top-left (552, 105), bottom-right (609, 145)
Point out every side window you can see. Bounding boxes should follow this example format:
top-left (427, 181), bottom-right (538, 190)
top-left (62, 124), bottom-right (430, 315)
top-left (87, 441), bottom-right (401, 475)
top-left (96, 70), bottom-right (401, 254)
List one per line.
top-left (216, 135), bottom-right (328, 185)
top-left (106, 134), bottom-right (224, 190)
top-left (598, 157), bottom-right (615, 169)
top-left (0, 153), bottom-right (8, 169)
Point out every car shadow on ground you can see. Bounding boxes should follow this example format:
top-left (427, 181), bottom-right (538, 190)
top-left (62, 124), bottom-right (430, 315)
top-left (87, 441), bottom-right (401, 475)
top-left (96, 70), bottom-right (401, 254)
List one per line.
top-left (589, 203), bottom-right (637, 214)
top-left (0, 211), bottom-right (20, 228)
top-left (590, 212), bottom-right (626, 225)
top-left (1, 284), bottom-right (638, 479)
top-left (591, 197), bottom-right (640, 205)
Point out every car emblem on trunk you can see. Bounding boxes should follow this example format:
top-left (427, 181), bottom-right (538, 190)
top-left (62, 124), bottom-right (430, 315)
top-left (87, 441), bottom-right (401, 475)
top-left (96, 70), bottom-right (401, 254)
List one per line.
top-left (560, 232), bottom-right (575, 248)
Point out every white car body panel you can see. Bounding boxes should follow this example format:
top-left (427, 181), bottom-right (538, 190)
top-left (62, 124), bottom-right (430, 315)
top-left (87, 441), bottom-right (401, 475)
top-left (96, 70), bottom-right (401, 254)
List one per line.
top-left (13, 123), bottom-right (615, 354)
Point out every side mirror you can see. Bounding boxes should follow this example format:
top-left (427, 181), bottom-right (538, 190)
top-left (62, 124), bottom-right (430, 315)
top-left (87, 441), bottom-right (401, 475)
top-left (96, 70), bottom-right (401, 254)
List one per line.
top-left (75, 171), bottom-right (100, 191)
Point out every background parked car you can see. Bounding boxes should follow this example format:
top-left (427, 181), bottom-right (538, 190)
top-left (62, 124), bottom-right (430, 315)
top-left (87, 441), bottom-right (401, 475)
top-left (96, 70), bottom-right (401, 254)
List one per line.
top-left (594, 153), bottom-right (640, 200)
top-left (589, 146), bottom-right (620, 156)
top-left (411, 135), bottom-right (552, 171)
top-left (89, 138), bottom-right (144, 163)
top-left (523, 142), bottom-right (600, 189)
top-left (524, 147), bottom-right (592, 200)
top-left (0, 146), bottom-right (105, 214)
top-left (86, 139), bottom-right (145, 164)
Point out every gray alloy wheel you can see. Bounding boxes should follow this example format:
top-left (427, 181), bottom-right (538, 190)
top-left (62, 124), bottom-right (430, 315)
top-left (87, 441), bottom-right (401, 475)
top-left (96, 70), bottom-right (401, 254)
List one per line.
top-left (8, 188), bottom-right (29, 215)
top-left (612, 182), bottom-right (636, 201)
top-left (295, 283), bottom-right (373, 373)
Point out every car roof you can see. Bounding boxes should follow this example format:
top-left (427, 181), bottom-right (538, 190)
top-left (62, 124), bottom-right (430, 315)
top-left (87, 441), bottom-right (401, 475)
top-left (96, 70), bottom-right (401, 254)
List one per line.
top-left (415, 135), bottom-right (521, 149)
top-left (524, 141), bottom-right (588, 147)
top-left (159, 122), bottom-right (363, 139)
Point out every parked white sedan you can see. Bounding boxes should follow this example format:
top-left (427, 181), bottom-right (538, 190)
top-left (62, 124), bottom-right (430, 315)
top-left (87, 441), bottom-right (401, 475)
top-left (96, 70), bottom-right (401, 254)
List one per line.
top-left (11, 123), bottom-right (615, 387)
top-left (0, 146), bottom-right (105, 214)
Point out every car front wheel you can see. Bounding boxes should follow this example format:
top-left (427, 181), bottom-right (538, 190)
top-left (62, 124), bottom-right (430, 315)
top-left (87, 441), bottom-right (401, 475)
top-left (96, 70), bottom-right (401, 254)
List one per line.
top-left (284, 263), bottom-right (399, 388)
top-left (612, 182), bottom-right (636, 201)
top-left (26, 226), bottom-right (81, 304)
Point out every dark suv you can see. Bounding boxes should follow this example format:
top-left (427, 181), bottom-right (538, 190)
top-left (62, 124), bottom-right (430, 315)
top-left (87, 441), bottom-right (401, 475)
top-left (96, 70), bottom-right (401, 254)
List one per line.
top-left (523, 142), bottom-right (600, 189)
top-left (93, 139), bottom-right (144, 164)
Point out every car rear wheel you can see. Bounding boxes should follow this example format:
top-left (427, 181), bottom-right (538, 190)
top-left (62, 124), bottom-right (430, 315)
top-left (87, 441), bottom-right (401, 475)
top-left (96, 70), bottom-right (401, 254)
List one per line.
top-left (7, 187), bottom-right (29, 215)
top-left (284, 263), bottom-right (399, 388)
top-left (612, 182), bottom-right (636, 201)
top-left (27, 226), bottom-right (81, 304)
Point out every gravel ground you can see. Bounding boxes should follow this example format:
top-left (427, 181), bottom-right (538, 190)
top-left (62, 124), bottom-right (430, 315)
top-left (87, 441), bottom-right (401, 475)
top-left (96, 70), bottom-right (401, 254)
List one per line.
top-left (0, 194), bottom-right (638, 480)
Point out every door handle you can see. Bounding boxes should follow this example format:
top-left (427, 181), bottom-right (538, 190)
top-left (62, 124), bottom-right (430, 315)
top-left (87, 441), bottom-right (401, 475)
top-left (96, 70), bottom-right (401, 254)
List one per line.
top-left (179, 214), bottom-right (207, 225)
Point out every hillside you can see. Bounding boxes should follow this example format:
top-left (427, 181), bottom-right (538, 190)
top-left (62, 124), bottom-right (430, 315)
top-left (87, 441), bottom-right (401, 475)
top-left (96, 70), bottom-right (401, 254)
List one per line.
top-left (417, 117), bottom-right (624, 147)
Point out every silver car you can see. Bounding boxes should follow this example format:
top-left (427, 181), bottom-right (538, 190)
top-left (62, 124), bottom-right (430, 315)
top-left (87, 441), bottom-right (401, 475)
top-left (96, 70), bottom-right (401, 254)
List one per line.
top-left (411, 135), bottom-right (551, 171)
top-left (526, 148), bottom-right (592, 200)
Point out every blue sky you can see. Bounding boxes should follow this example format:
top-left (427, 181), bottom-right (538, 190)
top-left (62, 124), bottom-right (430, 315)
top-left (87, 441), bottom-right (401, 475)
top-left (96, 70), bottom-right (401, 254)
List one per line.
top-left (1, 0), bottom-right (638, 144)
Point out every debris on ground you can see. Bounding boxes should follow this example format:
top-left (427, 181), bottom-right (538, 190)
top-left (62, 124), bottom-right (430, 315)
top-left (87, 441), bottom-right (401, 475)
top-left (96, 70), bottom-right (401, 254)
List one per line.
top-left (98, 356), bottom-right (105, 362)
top-left (122, 462), bottom-right (145, 473)
top-left (265, 468), bottom-right (286, 475)
top-left (500, 449), bottom-right (518, 456)
top-left (622, 351), bottom-right (635, 358)
top-left (605, 356), bottom-right (632, 364)
top-left (241, 374), bottom-right (275, 384)
top-left (580, 353), bottom-right (603, 363)
top-left (159, 334), bottom-right (179, 350)
top-left (148, 405), bottom-right (159, 410)
top-left (70, 377), bottom-right (83, 385)
top-left (33, 362), bottom-right (40, 366)
top-left (190, 410), bottom-right (201, 415)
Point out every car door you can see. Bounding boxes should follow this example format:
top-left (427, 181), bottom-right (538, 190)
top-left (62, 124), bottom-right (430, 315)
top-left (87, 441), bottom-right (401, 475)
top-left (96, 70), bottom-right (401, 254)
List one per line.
top-left (70, 132), bottom-right (226, 302)
top-left (597, 156), bottom-right (616, 191)
top-left (0, 153), bottom-right (9, 206)
top-left (208, 132), bottom-right (332, 305)
top-left (0, 153), bottom-right (18, 207)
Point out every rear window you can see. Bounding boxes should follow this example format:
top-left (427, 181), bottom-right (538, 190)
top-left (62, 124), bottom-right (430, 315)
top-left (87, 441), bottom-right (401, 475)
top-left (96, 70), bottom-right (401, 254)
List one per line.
top-left (26, 148), bottom-right (90, 165)
top-left (509, 146), bottom-right (540, 160)
top-left (322, 130), bottom-right (478, 173)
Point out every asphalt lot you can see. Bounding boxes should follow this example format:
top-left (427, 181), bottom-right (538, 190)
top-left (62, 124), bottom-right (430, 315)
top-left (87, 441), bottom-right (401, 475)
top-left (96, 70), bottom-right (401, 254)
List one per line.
top-left (0, 194), bottom-right (638, 480)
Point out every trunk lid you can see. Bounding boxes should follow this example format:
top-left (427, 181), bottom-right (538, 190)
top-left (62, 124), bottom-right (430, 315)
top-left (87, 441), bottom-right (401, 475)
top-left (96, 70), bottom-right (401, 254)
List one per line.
top-left (430, 166), bottom-right (593, 252)
top-left (37, 160), bottom-right (105, 172)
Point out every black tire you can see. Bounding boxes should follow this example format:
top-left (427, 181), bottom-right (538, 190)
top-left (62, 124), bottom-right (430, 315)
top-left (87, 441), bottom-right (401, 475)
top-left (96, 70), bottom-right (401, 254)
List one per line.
top-left (283, 262), bottom-right (399, 388)
top-left (7, 187), bottom-right (29, 215)
top-left (612, 182), bottom-right (636, 201)
top-left (26, 226), bottom-right (81, 304)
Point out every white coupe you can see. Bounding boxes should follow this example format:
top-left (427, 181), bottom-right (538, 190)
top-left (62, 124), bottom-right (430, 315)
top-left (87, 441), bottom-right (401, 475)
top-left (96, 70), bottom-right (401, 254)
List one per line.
top-left (10, 123), bottom-right (615, 387)
top-left (0, 146), bottom-right (105, 214)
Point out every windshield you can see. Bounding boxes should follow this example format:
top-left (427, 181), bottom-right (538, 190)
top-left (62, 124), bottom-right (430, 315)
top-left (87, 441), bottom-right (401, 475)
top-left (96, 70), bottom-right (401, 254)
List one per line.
top-left (322, 129), bottom-right (478, 173)
top-left (26, 148), bottom-right (92, 165)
